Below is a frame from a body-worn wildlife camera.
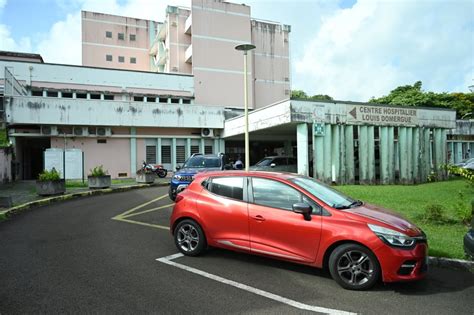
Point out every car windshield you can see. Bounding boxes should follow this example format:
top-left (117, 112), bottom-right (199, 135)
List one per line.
top-left (255, 158), bottom-right (273, 166)
top-left (183, 156), bottom-right (221, 168)
top-left (290, 177), bottom-right (360, 209)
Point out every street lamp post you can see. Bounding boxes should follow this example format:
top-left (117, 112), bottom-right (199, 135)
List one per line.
top-left (235, 44), bottom-right (256, 171)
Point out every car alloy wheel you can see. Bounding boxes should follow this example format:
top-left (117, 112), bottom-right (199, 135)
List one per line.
top-left (174, 219), bottom-right (206, 256)
top-left (329, 244), bottom-right (380, 290)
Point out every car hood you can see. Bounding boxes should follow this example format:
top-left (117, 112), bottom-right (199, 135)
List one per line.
top-left (176, 167), bottom-right (222, 175)
top-left (343, 203), bottom-right (422, 236)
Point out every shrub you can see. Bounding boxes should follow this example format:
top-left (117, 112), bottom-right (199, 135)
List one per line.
top-left (454, 191), bottom-right (472, 224)
top-left (419, 204), bottom-right (451, 224)
top-left (136, 167), bottom-right (153, 175)
top-left (89, 165), bottom-right (108, 177)
top-left (38, 168), bottom-right (61, 181)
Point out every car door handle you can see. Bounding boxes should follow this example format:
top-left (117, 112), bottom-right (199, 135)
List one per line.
top-left (252, 215), bottom-right (266, 222)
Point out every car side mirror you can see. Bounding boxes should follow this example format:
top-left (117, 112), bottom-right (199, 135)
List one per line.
top-left (176, 165), bottom-right (181, 171)
top-left (270, 163), bottom-right (276, 168)
top-left (293, 203), bottom-right (312, 221)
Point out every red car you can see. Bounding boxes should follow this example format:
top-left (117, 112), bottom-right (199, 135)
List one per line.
top-left (170, 171), bottom-right (428, 290)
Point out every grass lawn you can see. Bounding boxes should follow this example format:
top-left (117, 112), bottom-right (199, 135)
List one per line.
top-left (65, 178), bottom-right (137, 188)
top-left (334, 179), bottom-right (473, 259)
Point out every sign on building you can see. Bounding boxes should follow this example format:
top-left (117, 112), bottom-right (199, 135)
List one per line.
top-left (44, 148), bottom-right (84, 179)
top-left (313, 123), bottom-right (325, 136)
top-left (347, 105), bottom-right (419, 126)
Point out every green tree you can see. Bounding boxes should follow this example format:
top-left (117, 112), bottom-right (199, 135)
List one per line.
top-left (291, 90), bottom-right (333, 101)
top-left (370, 81), bottom-right (474, 119)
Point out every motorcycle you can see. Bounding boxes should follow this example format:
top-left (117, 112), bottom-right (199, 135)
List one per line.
top-left (141, 161), bottom-right (168, 178)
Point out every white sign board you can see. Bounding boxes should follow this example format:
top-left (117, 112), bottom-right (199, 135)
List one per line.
top-left (346, 105), bottom-right (419, 126)
top-left (44, 149), bottom-right (64, 176)
top-left (65, 149), bottom-right (83, 179)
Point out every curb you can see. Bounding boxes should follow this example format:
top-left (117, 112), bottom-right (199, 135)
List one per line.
top-left (0, 182), bottom-right (169, 222)
top-left (428, 256), bottom-right (474, 273)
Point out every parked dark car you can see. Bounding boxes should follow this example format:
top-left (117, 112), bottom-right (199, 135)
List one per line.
top-left (170, 171), bottom-right (428, 290)
top-left (465, 228), bottom-right (474, 260)
top-left (249, 156), bottom-right (297, 173)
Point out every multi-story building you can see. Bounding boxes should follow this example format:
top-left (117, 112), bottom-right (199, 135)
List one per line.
top-left (82, 0), bottom-right (291, 109)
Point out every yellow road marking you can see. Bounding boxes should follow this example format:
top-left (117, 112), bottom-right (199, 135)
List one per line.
top-left (112, 216), bottom-right (170, 230)
top-left (122, 203), bottom-right (174, 219)
top-left (112, 194), bottom-right (168, 219)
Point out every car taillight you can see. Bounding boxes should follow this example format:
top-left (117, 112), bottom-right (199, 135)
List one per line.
top-left (175, 194), bottom-right (184, 203)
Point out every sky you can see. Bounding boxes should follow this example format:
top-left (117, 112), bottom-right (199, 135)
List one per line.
top-left (0, 0), bottom-right (473, 101)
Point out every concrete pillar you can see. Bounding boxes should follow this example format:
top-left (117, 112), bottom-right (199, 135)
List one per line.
top-left (219, 139), bottom-right (225, 154)
top-left (358, 126), bottom-right (368, 184)
top-left (42, 90), bottom-right (47, 97)
top-left (387, 127), bottom-right (395, 183)
top-left (314, 129), bottom-right (324, 181)
top-left (455, 142), bottom-right (463, 163)
top-left (344, 125), bottom-right (355, 184)
top-left (213, 138), bottom-right (219, 155)
top-left (448, 142), bottom-right (454, 164)
top-left (440, 129), bottom-right (447, 179)
top-left (200, 138), bottom-right (205, 154)
top-left (323, 123), bottom-right (332, 183)
top-left (171, 138), bottom-right (177, 172)
top-left (407, 127), bottom-right (413, 183)
top-left (156, 138), bottom-right (162, 164)
top-left (420, 128), bottom-right (431, 182)
top-left (72, 92), bottom-right (77, 99)
top-left (338, 125), bottom-right (346, 185)
top-left (433, 128), bottom-right (445, 179)
top-left (185, 138), bottom-right (191, 159)
top-left (380, 126), bottom-right (389, 184)
top-left (331, 125), bottom-right (341, 183)
top-left (297, 123), bottom-right (309, 176)
top-left (130, 127), bottom-right (137, 175)
top-left (367, 126), bottom-right (375, 184)
top-left (412, 128), bottom-right (420, 183)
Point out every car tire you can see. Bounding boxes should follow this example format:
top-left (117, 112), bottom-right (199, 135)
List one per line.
top-left (328, 243), bottom-right (380, 290)
top-left (168, 187), bottom-right (176, 201)
top-left (174, 219), bottom-right (207, 256)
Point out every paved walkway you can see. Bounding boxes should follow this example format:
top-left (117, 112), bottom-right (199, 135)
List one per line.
top-left (0, 178), bottom-right (170, 210)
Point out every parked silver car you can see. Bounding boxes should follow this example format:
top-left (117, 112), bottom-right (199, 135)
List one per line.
top-left (249, 156), bottom-right (297, 173)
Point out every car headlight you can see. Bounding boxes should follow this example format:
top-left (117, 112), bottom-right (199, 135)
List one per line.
top-left (368, 224), bottom-right (415, 248)
top-left (173, 174), bottom-right (182, 180)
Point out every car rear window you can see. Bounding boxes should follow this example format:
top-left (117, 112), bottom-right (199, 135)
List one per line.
top-left (209, 177), bottom-right (244, 201)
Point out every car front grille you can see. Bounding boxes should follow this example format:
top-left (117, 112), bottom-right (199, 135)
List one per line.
top-left (180, 175), bottom-right (194, 182)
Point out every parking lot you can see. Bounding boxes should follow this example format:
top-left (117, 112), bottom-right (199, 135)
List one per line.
top-left (1, 186), bottom-right (473, 314)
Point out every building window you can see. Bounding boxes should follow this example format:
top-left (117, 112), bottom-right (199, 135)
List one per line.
top-left (146, 146), bottom-right (156, 164)
top-left (32, 90), bottom-right (43, 97)
top-left (159, 97), bottom-right (168, 103)
top-left (46, 91), bottom-right (58, 97)
top-left (130, 57), bottom-right (137, 64)
top-left (76, 93), bottom-right (87, 99)
top-left (133, 96), bottom-right (144, 102)
top-left (97, 139), bottom-right (107, 144)
top-left (103, 95), bottom-right (114, 100)
top-left (191, 146), bottom-right (199, 154)
top-left (161, 146), bottom-right (171, 164)
top-left (170, 98), bottom-right (179, 104)
top-left (106, 31), bottom-right (112, 38)
top-left (118, 33), bottom-right (125, 40)
top-left (62, 92), bottom-right (73, 98)
top-left (118, 56), bottom-right (125, 63)
top-left (106, 54), bottom-right (113, 62)
top-left (147, 97), bottom-right (156, 102)
top-left (205, 146), bottom-right (213, 155)
top-left (90, 94), bottom-right (101, 100)
top-left (176, 146), bottom-right (186, 163)
top-left (130, 34), bottom-right (136, 41)
top-left (182, 99), bottom-right (191, 104)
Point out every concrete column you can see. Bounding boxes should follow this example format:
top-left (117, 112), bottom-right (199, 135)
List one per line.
top-left (130, 127), bottom-right (137, 175)
top-left (448, 141), bottom-right (454, 164)
top-left (407, 127), bottom-right (413, 183)
top-left (412, 128), bottom-right (420, 183)
top-left (200, 138), bottom-right (205, 154)
top-left (314, 129), bottom-right (324, 181)
top-left (344, 125), bottom-right (355, 184)
top-left (367, 126), bottom-right (375, 184)
top-left (421, 128), bottom-right (431, 182)
top-left (42, 90), bottom-right (47, 97)
top-left (72, 92), bottom-right (77, 99)
top-left (297, 123), bottom-right (309, 176)
top-left (398, 127), bottom-right (408, 184)
top-left (440, 129), bottom-right (447, 179)
top-left (58, 91), bottom-right (62, 98)
top-left (185, 138), bottom-right (191, 159)
top-left (86, 93), bottom-right (91, 100)
top-left (387, 127), bottom-right (395, 183)
top-left (213, 138), bottom-right (219, 155)
top-left (323, 123), bottom-right (332, 183)
top-left (339, 125), bottom-right (346, 185)
top-left (455, 142), bottom-right (463, 163)
top-left (358, 126), bottom-right (368, 184)
top-left (331, 125), bottom-right (340, 183)
top-left (171, 138), bottom-right (177, 172)
top-left (219, 139), bottom-right (225, 154)
top-left (156, 138), bottom-right (162, 164)
top-left (100, 94), bottom-right (105, 100)
top-left (433, 128), bottom-right (444, 179)
top-left (380, 126), bottom-right (389, 184)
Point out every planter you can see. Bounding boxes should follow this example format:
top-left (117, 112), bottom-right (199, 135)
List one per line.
top-left (136, 173), bottom-right (156, 184)
top-left (36, 179), bottom-right (66, 196)
top-left (88, 175), bottom-right (112, 189)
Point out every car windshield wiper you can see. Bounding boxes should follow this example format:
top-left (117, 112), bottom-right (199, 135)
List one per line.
top-left (349, 200), bottom-right (363, 208)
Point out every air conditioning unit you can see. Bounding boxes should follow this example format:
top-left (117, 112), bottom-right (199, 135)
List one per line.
top-left (73, 127), bottom-right (88, 136)
top-left (41, 126), bottom-right (58, 136)
top-left (201, 128), bottom-right (214, 138)
top-left (96, 127), bottom-right (112, 137)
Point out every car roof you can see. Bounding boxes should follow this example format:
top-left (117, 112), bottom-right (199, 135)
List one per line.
top-left (193, 170), bottom-right (299, 180)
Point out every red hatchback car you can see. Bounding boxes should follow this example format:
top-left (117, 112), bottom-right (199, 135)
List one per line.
top-left (170, 171), bottom-right (428, 290)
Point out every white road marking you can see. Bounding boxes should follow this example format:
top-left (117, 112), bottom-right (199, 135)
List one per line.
top-left (157, 253), bottom-right (357, 315)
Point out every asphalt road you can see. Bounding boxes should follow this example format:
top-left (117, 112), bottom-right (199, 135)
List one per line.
top-left (1, 186), bottom-right (473, 314)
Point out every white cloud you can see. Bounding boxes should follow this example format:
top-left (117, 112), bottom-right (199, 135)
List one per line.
top-left (0, 24), bottom-right (32, 52)
top-left (294, 0), bottom-right (474, 101)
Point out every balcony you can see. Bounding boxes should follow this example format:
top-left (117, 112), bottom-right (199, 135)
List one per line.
top-left (185, 44), bottom-right (192, 64)
top-left (185, 14), bottom-right (192, 35)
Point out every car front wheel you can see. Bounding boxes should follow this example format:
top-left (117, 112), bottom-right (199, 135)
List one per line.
top-left (329, 243), bottom-right (380, 290)
top-left (174, 219), bottom-right (207, 256)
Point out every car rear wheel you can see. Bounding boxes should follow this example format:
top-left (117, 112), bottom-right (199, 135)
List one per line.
top-left (174, 219), bottom-right (206, 256)
top-left (329, 243), bottom-right (380, 290)
top-left (168, 187), bottom-right (176, 201)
